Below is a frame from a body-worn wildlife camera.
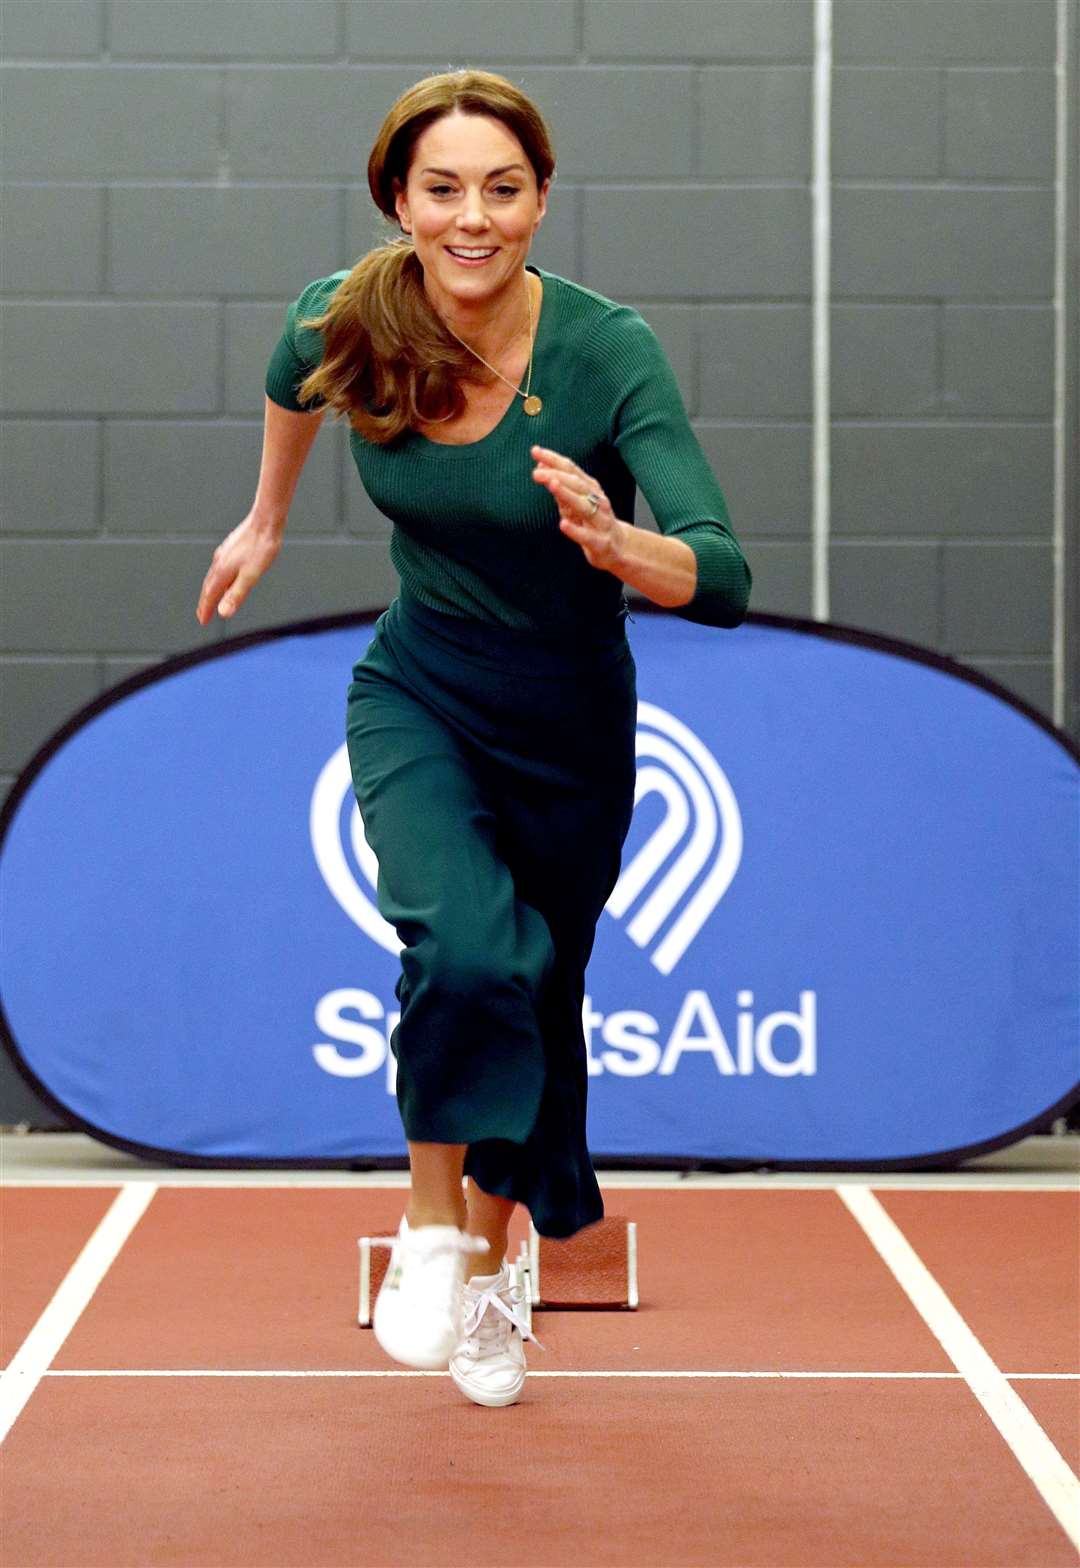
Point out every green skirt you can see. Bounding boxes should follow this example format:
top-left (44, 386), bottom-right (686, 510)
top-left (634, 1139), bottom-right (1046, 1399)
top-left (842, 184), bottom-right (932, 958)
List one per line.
top-left (344, 587), bottom-right (638, 1239)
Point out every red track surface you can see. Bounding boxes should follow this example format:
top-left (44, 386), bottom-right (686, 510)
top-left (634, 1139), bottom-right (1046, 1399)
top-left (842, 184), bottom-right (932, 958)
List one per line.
top-left (2, 1183), bottom-right (1077, 1567)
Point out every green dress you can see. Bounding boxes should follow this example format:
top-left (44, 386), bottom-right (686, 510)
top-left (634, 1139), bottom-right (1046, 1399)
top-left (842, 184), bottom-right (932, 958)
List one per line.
top-left (266, 264), bottom-right (752, 1236)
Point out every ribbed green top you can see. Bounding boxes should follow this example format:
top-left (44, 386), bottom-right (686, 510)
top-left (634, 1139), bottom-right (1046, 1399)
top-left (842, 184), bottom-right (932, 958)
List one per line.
top-left (266, 264), bottom-right (751, 632)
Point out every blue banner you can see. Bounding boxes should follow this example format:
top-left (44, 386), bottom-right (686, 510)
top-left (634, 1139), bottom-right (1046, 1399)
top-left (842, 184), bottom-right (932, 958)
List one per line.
top-left (2, 608), bottom-right (1077, 1165)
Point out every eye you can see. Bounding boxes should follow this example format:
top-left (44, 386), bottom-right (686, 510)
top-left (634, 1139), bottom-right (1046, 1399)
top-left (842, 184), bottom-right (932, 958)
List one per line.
top-left (494, 185), bottom-right (521, 196)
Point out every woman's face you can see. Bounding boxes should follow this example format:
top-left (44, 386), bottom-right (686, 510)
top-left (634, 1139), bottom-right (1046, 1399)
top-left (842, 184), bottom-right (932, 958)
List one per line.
top-left (393, 110), bottom-right (548, 318)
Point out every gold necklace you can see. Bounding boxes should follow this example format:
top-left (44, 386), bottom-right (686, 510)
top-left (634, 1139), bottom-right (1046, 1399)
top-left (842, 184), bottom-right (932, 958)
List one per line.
top-left (439, 272), bottom-right (542, 417)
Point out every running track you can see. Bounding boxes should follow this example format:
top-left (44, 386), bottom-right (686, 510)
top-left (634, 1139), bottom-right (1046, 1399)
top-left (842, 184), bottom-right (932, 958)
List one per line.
top-left (2, 1173), bottom-right (1077, 1566)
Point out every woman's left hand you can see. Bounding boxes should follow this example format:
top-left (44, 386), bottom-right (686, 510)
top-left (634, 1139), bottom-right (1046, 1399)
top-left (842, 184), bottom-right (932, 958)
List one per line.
top-left (531, 445), bottom-right (625, 574)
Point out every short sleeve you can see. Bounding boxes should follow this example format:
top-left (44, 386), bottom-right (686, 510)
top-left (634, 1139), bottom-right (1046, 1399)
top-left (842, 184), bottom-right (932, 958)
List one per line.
top-left (264, 271), bottom-right (348, 412)
top-left (582, 307), bottom-right (752, 629)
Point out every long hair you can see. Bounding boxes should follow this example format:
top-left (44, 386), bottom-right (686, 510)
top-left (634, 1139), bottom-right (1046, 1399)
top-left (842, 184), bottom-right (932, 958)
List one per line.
top-left (295, 70), bottom-right (556, 445)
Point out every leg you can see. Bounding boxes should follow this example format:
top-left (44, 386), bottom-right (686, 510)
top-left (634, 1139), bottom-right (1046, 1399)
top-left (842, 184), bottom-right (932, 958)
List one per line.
top-left (406, 1140), bottom-right (468, 1230)
top-left (347, 674), bottom-right (556, 1148)
top-left (464, 1177), bottom-right (517, 1277)
top-left (464, 730), bottom-right (638, 1239)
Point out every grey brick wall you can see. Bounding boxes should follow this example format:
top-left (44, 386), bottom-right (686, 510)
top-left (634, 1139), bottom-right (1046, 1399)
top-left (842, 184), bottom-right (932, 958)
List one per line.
top-left (1, 0), bottom-right (1077, 1125)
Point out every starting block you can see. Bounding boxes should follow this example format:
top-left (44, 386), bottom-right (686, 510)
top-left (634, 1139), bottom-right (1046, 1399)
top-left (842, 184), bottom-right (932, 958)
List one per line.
top-left (523, 1216), bottom-right (638, 1310)
top-left (357, 1215), bottom-right (638, 1327)
top-left (356, 1232), bottom-right (397, 1328)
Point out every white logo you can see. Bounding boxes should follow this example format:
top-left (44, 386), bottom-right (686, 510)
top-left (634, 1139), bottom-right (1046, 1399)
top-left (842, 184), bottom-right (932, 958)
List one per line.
top-left (311, 701), bottom-right (741, 972)
top-left (605, 702), bottom-right (741, 974)
top-left (310, 745), bottom-right (401, 955)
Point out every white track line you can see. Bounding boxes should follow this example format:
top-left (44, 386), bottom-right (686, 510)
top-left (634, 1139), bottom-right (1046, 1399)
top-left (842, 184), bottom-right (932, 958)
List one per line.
top-left (0, 1183), bottom-right (156, 1444)
top-left (838, 1184), bottom-right (1080, 1553)
top-left (3, 1177), bottom-right (1077, 1191)
top-left (42, 1369), bottom-right (1078, 1380)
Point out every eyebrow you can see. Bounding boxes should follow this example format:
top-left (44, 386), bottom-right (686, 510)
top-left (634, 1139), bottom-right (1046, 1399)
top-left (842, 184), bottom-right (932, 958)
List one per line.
top-left (419, 164), bottom-right (527, 178)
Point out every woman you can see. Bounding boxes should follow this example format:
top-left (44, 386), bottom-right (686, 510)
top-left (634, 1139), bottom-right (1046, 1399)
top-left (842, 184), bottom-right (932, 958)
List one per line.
top-left (196, 69), bottom-right (751, 1408)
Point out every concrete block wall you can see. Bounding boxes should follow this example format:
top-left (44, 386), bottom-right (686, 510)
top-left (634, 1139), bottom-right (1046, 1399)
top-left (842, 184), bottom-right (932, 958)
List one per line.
top-left (1, 0), bottom-right (1076, 1125)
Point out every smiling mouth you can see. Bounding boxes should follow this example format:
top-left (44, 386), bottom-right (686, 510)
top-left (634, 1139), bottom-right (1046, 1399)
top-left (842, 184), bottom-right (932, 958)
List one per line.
top-left (446, 247), bottom-right (499, 261)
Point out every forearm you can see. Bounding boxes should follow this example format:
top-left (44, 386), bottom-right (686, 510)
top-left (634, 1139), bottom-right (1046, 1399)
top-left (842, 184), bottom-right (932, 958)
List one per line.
top-left (611, 520), bottom-right (696, 609)
top-left (252, 395), bottom-right (326, 534)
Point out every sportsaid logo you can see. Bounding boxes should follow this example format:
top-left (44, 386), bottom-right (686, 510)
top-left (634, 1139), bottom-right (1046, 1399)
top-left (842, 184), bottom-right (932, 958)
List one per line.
top-left (309, 702), bottom-right (816, 1087)
top-left (310, 701), bottom-right (740, 972)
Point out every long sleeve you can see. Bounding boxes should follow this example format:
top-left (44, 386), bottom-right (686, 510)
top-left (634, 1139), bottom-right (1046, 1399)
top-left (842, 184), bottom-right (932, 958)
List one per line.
top-left (580, 307), bottom-right (752, 629)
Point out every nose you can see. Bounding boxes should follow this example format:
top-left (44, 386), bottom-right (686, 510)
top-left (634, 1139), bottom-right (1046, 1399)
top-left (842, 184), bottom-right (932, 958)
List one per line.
top-left (457, 188), bottom-right (490, 232)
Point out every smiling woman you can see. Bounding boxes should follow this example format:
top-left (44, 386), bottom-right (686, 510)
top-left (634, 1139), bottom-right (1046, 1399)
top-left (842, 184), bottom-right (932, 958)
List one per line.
top-left (199, 66), bottom-right (751, 1410)
top-left (281, 73), bottom-right (554, 445)
top-left (391, 114), bottom-right (548, 432)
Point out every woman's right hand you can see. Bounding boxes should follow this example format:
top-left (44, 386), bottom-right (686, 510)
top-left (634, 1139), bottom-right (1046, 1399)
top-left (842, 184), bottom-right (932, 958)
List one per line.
top-left (195, 508), bottom-right (284, 625)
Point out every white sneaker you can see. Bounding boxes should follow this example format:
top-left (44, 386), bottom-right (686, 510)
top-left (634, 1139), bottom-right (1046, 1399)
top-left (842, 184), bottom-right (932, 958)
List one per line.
top-left (371, 1215), bottom-right (488, 1370)
top-left (449, 1262), bottom-right (545, 1408)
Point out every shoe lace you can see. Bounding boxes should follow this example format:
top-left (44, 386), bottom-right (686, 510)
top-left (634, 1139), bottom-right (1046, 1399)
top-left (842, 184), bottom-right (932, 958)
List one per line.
top-left (463, 1278), bottom-right (545, 1352)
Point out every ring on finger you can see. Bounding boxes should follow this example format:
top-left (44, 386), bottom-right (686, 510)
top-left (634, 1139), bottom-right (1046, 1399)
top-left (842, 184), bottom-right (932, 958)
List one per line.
top-left (584, 491), bottom-right (601, 516)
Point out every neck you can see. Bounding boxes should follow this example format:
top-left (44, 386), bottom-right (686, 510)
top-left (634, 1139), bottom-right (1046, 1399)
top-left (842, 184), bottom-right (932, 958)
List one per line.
top-left (431, 268), bottom-right (535, 361)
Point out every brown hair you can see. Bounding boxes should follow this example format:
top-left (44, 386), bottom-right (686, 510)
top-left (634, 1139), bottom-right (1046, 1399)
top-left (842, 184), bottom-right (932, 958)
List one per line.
top-left (294, 69), bottom-right (555, 445)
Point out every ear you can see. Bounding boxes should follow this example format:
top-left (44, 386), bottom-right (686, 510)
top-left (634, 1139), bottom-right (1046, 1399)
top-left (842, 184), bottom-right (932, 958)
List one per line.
top-left (534, 177), bottom-right (551, 231)
top-left (392, 178), bottom-right (411, 233)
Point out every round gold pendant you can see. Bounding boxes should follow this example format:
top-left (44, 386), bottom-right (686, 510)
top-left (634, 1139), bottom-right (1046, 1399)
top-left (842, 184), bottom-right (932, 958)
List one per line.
top-left (523, 395), bottom-right (543, 416)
